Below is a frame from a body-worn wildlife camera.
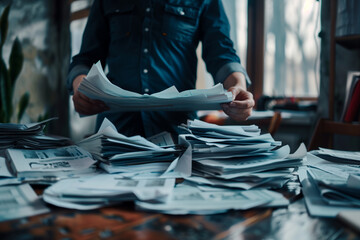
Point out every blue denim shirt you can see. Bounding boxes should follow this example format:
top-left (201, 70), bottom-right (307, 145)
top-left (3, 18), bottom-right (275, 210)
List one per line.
top-left (68, 0), bottom-right (250, 138)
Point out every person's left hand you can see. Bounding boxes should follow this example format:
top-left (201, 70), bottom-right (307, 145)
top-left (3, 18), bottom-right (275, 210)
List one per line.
top-left (221, 72), bottom-right (255, 121)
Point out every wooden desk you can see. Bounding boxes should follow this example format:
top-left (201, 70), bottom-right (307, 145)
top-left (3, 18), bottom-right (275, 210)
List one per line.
top-left (0, 178), bottom-right (357, 240)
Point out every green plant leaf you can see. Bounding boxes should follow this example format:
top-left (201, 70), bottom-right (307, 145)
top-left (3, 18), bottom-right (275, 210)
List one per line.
top-left (17, 92), bottom-right (29, 123)
top-left (0, 5), bottom-right (10, 48)
top-left (9, 37), bottom-right (23, 87)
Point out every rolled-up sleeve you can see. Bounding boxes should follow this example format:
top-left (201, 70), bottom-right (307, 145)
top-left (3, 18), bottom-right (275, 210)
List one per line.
top-left (199, 0), bottom-right (251, 86)
top-left (215, 62), bottom-right (251, 86)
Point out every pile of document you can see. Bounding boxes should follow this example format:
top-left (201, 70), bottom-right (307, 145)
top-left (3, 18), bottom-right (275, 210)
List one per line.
top-left (179, 119), bottom-right (305, 190)
top-left (77, 118), bottom-right (191, 178)
top-left (0, 184), bottom-right (49, 222)
top-left (43, 175), bottom-right (175, 210)
top-left (78, 61), bottom-right (232, 111)
top-left (136, 181), bottom-right (289, 215)
top-left (0, 157), bottom-right (21, 186)
top-left (0, 118), bottom-right (72, 150)
top-left (4, 145), bottom-right (97, 182)
top-left (299, 149), bottom-right (360, 218)
top-left (312, 147), bottom-right (360, 164)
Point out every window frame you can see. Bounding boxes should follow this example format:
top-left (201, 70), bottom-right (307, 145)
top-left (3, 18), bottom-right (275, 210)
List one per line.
top-left (246, 0), bottom-right (318, 105)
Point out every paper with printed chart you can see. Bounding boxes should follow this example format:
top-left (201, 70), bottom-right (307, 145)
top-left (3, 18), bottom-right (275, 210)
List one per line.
top-left (5, 145), bottom-right (97, 179)
top-left (78, 61), bottom-right (232, 111)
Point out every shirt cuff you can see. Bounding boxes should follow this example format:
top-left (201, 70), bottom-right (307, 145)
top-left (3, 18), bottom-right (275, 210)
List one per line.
top-left (214, 62), bottom-right (251, 86)
top-left (67, 64), bottom-right (91, 94)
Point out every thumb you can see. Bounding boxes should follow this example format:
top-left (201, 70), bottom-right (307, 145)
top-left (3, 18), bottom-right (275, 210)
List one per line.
top-left (227, 86), bottom-right (241, 101)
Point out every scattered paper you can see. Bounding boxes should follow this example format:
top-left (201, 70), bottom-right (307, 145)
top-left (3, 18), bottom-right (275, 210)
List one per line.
top-left (78, 61), bottom-right (232, 112)
top-left (0, 184), bottom-right (49, 222)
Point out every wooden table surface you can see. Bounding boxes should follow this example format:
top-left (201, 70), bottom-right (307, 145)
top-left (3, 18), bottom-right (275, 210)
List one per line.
top-left (0, 179), bottom-right (359, 240)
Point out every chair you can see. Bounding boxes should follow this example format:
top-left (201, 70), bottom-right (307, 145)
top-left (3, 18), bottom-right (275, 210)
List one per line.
top-left (308, 119), bottom-right (360, 151)
top-left (268, 111), bottom-right (282, 136)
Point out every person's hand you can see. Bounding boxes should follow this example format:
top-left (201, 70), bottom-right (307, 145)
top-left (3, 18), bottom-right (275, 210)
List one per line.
top-left (221, 72), bottom-right (255, 121)
top-left (72, 74), bottom-right (109, 115)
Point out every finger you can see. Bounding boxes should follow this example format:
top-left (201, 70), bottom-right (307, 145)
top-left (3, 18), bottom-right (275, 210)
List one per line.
top-left (228, 88), bottom-right (241, 101)
top-left (222, 104), bottom-right (252, 121)
top-left (73, 95), bottom-right (109, 115)
top-left (74, 103), bottom-right (107, 115)
top-left (234, 91), bottom-right (254, 102)
top-left (229, 99), bottom-right (255, 109)
top-left (75, 92), bottom-right (109, 109)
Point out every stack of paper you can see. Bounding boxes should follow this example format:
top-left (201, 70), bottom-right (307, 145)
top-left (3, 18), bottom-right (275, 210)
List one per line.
top-left (78, 61), bottom-right (232, 111)
top-left (0, 118), bottom-right (72, 150)
top-left (313, 147), bottom-right (360, 165)
top-left (136, 182), bottom-right (289, 215)
top-left (43, 175), bottom-right (175, 210)
top-left (299, 150), bottom-right (360, 218)
top-left (179, 119), bottom-right (305, 190)
top-left (77, 118), bottom-right (191, 178)
top-left (0, 157), bottom-right (21, 186)
top-left (5, 145), bottom-right (97, 182)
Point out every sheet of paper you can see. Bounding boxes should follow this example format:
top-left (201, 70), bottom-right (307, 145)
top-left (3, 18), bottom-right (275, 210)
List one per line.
top-left (6, 146), bottom-right (96, 178)
top-left (0, 184), bottom-right (49, 222)
top-left (147, 131), bottom-right (175, 147)
top-left (77, 175), bottom-right (175, 201)
top-left (0, 157), bottom-right (13, 177)
top-left (43, 176), bottom-right (175, 210)
top-left (187, 119), bottom-right (260, 137)
top-left (136, 183), bottom-right (287, 215)
top-left (317, 147), bottom-right (360, 163)
top-left (78, 61), bottom-right (232, 111)
top-left (299, 167), bottom-right (360, 218)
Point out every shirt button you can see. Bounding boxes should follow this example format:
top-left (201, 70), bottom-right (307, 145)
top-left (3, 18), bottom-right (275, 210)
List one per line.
top-left (144, 27), bottom-right (149, 32)
top-left (146, 8), bottom-right (151, 13)
top-left (143, 69), bottom-right (148, 74)
top-left (144, 48), bottom-right (148, 53)
top-left (178, 7), bottom-right (185, 15)
top-left (144, 88), bottom-right (149, 93)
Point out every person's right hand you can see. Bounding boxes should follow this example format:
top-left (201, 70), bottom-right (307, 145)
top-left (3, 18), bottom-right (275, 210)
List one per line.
top-left (72, 74), bottom-right (109, 115)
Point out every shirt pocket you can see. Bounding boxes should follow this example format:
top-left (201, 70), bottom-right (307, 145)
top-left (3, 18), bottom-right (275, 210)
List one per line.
top-left (104, 3), bottom-right (135, 41)
top-left (162, 2), bottom-right (200, 43)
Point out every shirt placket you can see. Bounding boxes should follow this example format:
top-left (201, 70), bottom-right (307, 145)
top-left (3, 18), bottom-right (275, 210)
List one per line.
top-left (141, 1), bottom-right (154, 137)
top-left (140, 1), bottom-right (152, 95)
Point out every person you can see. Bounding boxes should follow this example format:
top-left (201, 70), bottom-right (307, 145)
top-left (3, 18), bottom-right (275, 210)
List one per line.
top-left (68, 0), bottom-right (255, 138)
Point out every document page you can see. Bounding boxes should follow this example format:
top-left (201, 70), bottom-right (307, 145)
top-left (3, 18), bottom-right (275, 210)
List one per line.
top-left (78, 61), bottom-right (232, 111)
top-left (0, 184), bottom-right (49, 222)
top-left (6, 146), bottom-right (96, 178)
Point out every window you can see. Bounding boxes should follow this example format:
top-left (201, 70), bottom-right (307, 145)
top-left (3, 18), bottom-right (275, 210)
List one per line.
top-left (263, 0), bottom-right (320, 97)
